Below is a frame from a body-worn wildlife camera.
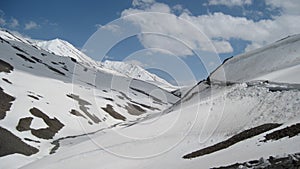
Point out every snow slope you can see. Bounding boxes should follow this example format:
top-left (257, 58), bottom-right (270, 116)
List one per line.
top-left (210, 34), bottom-right (300, 84)
top-left (18, 80), bottom-right (300, 169)
top-left (0, 29), bottom-right (177, 92)
top-left (0, 30), bottom-right (179, 169)
top-left (102, 60), bottom-right (179, 91)
top-left (21, 35), bottom-right (299, 169)
top-left (35, 38), bottom-right (178, 91)
top-left (34, 38), bottom-right (98, 68)
top-left (1, 30), bottom-right (300, 169)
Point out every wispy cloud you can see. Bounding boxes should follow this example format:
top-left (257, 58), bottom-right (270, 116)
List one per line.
top-left (0, 10), bottom-right (6, 26)
top-left (99, 24), bottom-right (121, 33)
top-left (24, 21), bottom-right (40, 30)
top-left (207, 0), bottom-right (252, 7)
top-left (118, 0), bottom-right (300, 56)
top-left (0, 17), bottom-right (5, 26)
top-left (132, 0), bottom-right (155, 7)
top-left (9, 18), bottom-right (19, 28)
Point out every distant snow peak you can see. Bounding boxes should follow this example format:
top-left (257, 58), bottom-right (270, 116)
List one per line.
top-left (34, 38), bottom-right (97, 67)
top-left (102, 60), bottom-right (178, 91)
top-left (0, 28), bottom-right (178, 91)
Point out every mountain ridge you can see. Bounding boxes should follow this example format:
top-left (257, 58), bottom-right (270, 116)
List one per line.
top-left (0, 28), bottom-right (178, 91)
top-left (0, 28), bottom-right (300, 169)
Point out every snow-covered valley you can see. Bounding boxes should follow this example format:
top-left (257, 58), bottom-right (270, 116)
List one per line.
top-left (0, 29), bottom-right (300, 169)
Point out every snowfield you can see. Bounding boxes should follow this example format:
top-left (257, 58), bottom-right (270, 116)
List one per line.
top-left (0, 29), bottom-right (300, 169)
top-left (210, 34), bottom-right (300, 84)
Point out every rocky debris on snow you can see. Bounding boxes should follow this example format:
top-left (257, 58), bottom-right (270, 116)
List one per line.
top-left (0, 59), bottom-right (14, 73)
top-left (212, 153), bottom-right (300, 169)
top-left (263, 123), bottom-right (300, 142)
top-left (67, 94), bottom-right (101, 124)
top-left (183, 123), bottom-right (281, 159)
top-left (102, 104), bottom-right (126, 121)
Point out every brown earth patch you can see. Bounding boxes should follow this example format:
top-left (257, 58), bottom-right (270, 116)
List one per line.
top-left (29, 107), bottom-right (64, 139)
top-left (16, 117), bottom-right (33, 132)
top-left (16, 53), bottom-right (36, 63)
top-left (262, 123), bottom-right (300, 142)
top-left (212, 153), bottom-right (300, 169)
top-left (67, 94), bottom-right (101, 124)
top-left (0, 59), bottom-right (14, 73)
top-left (0, 87), bottom-right (15, 120)
top-left (0, 126), bottom-right (38, 157)
top-left (2, 78), bottom-right (12, 84)
top-left (125, 103), bottom-right (146, 116)
top-left (102, 104), bottom-right (126, 121)
top-left (183, 123), bottom-right (281, 159)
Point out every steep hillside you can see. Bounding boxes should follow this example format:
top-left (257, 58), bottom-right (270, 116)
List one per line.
top-left (0, 29), bottom-right (178, 92)
top-left (209, 34), bottom-right (300, 84)
top-left (1, 30), bottom-right (299, 169)
top-left (0, 32), bottom-right (179, 169)
top-left (102, 60), bottom-right (179, 92)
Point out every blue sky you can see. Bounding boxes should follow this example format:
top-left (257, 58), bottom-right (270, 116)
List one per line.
top-left (0, 0), bottom-right (299, 85)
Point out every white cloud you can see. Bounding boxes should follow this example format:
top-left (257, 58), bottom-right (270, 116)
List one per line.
top-left (123, 2), bottom-right (171, 15)
top-left (0, 10), bottom-right (5, 26)
top-left (172, 4), bottom-right (192, 15)
top-left (10, 18), bottom-right (19, 28)
top-left (132, 0), bottom-right (155, 7)
top-left (245, 42), bottom-right (262, 52)
top-left (25, 21), bottom-right (40, 30)
top-left (172, 4), bottom-right (183, 12)
top-left (0, 17), bottom-right (5, 26)
top-left (265, 0), bottom-right (300, 15)
top-left (212, 40), bottom-right (233, 53)
top-left (120, 0), bottom-right (300, 55)
top-left (95, 24), bottom-right (102, 29)
top-left (181, 11), bottom-right (300, 50)
top-left (121, 3), bottom-right (234, 55)
top-left (138, 34), bottom-right (194, 56)
top-left (100, 24), bottom-right (121, 33)
top-left (208, 0), bottom-right (252, 7)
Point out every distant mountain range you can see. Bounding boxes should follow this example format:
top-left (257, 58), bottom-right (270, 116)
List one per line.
top-left (1, 28), bottom-right (300, 169)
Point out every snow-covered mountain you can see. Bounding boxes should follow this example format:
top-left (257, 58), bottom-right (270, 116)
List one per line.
top-left (1, 29), bottom-right (300, 169)
top-left (102, 60), bottom-right (179, 91)
top-left (210, 34), bottom-right (300, 84)
top-left (0, 29), bottom-right (180, 168)
top-left (34, 38), bottom-right (98, 68)
top-left (0, 29), bottom-right (177, 91)
top-left (33, 36), bottom-right (177, 91)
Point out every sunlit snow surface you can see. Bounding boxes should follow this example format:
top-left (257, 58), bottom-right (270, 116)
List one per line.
top-left (0, 30), bottom-right (300, 169)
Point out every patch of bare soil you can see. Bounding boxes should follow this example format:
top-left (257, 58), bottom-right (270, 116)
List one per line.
top-left (2, 78), bottom-right (12, 84)
top-left (27, 94), bottom-right (39, 100)
top-left (102, 104), bottom-right (126, 121)
top-left (70, 109), bottom-right (86, 119)
top-left (0, 59), bottom-right (14, 73)
top-left (70, 109), bottom-right (92, 125)
top-left (67, 94), bottom-right (101, 124)
top-left (26, 107), bottom-right (64, 139)
top-left (0, 87), bottom-right (15, 120)
top-left (183, 123), bottom-right (281, 159)
top-left (16, 117), bottom-right (33, 131)
top-left (130, 87), bottom-right (166, 105)
top-left (12, 45), bottom-right (29, 55)
top-left (131, 101), bottom-right (160, 111)
top-left (212, 153), bottom-right (300, 169)
top-left (45, 64), bottom-right (65, 76)
top-left (262, 123), bottom-right (300, 142)
top-left (125, 103), bottom-right (146, 116)
top-left (0, 126), bottom-right (38, 157)
top-left (16, 53), bottom-right (36, 63)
